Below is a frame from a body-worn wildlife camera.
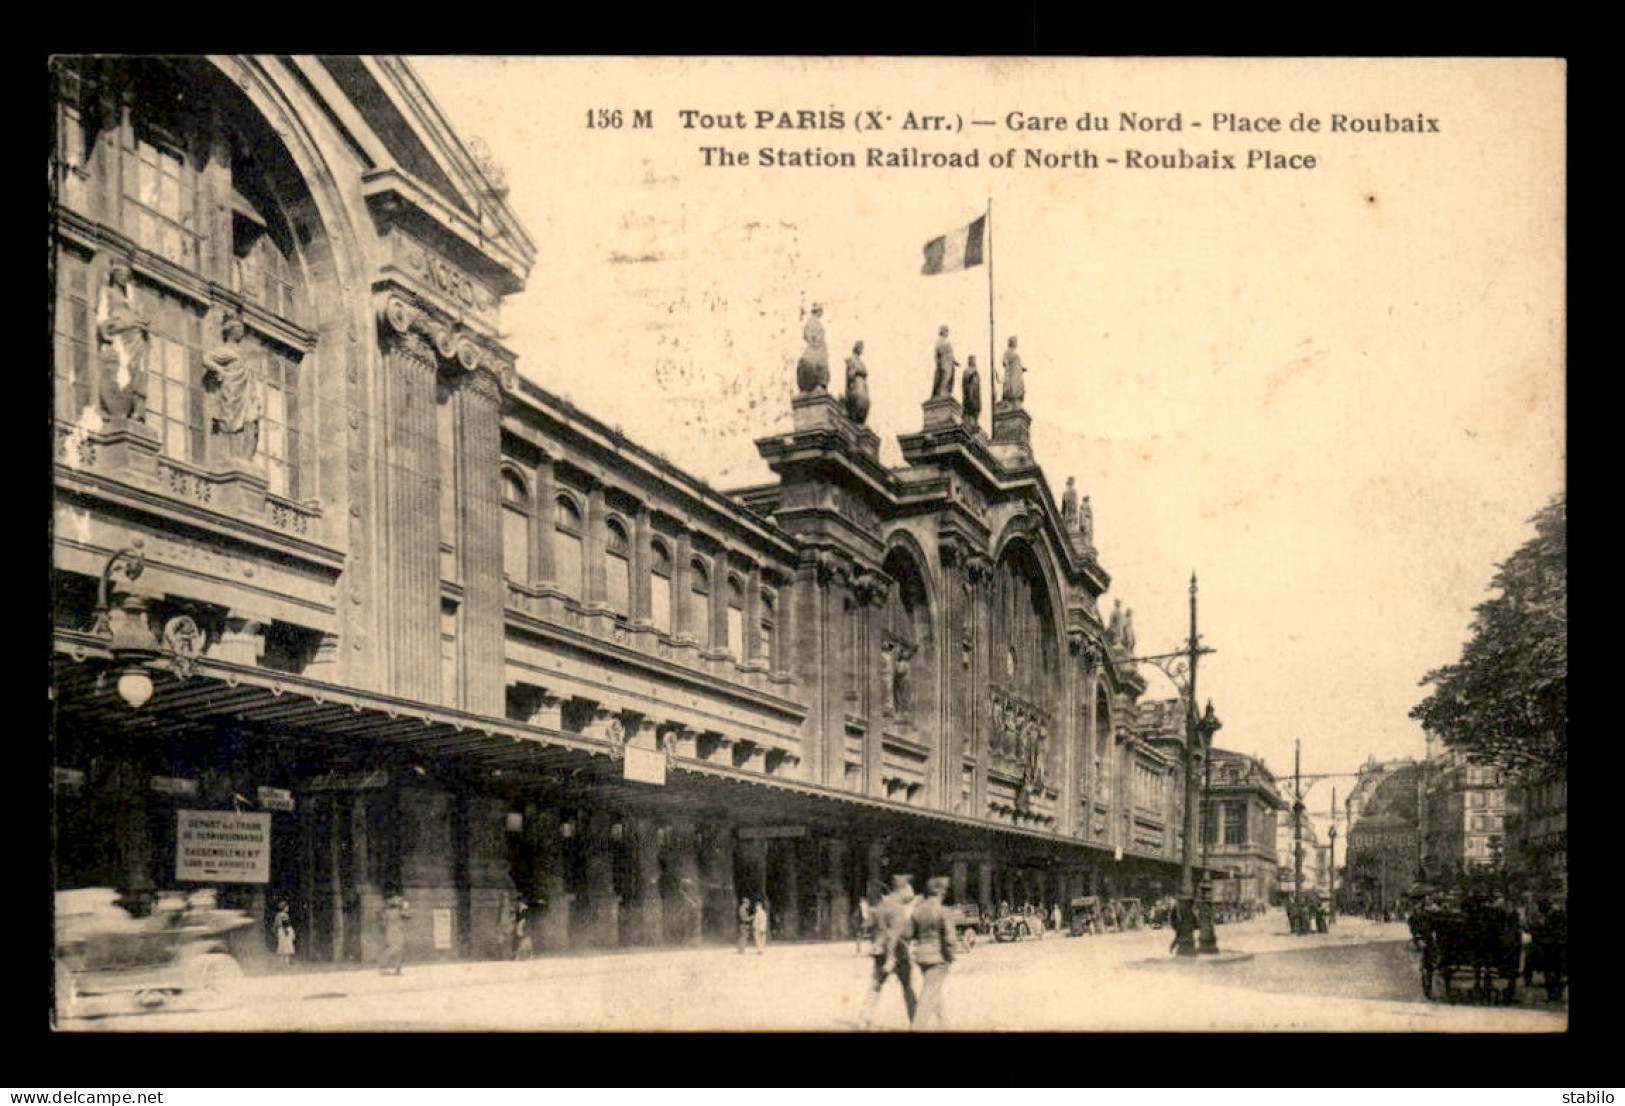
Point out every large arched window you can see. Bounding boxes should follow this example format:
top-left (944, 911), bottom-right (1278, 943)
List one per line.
top-left (725, 575), bottom-right (746, 658)
top-left (689, 558), bottom-right (712, 646)
top-left (988, 539), bottom-right (1062, 788)
top-left (554, 495), bottom-right (584, 598)
top-left (501, 469), bottom-right (530, 581)
top-left (649, 540), bottom-right (673, 633)
top-left (604, 517), bottom-right (631, 616)
top-left (51, 58), bottom-right (313, 500)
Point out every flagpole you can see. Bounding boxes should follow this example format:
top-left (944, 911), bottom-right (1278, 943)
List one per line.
top-left (986, 196), bottom-right (996, 408)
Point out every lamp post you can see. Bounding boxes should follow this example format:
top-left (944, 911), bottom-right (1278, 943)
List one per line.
top-left (1125, 573), bottom-right (1217, 957)
top-left (1194, 700), bottom-right (1223, 953)
top-left (92, 541), bottom-right (158, 709)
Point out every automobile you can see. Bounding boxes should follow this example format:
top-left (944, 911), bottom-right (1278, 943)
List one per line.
top-left (55, 887), bottom-right (254, 1020)
top-left (952, 903), bottom-right (987, 949)
top-left (992, 907), bottom-right (1044, 942)
top-left (1067, 896), bottom-right (1105, 936)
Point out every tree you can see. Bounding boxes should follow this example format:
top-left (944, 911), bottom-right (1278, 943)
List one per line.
top-left (1410, 494), bottom-right (1566, 777)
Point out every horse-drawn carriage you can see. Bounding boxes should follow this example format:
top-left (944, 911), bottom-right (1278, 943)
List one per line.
top-left (1411, 901), bottom-right (1524, 1005)
top-left (55, 888), bottom-right (253, 1020)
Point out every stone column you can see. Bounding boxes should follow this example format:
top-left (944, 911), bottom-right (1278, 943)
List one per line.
top-left (663, 819), bottom-right (703, 946)
top-left (585, 484), bottom-right (607, 608)
top-left (109, 761), bottom-right (155, 917)
top-left (523, 804), bottom-right (570, 953)
top-left (376, 300), bottom-right (442, 702)
top-left (865, 839), bottom-right (886, 899)
top-left (824, 838), bottom-right (851, 940)
top-left (533, 454), bottom-right (557, 584)
top-left (580, 810), bottom-right (619, 948)
top-left (453, 368), bottom-right (505, 716)
top-left (699, 822), bottom-right (737, 942)
top-left (350, 790), bottom-right (382, 963)
top-left (977, 860), bottom-right (994, 908)
top-left (740, 835), bottom-right (768, 904)
top-left (780, 839), bottom-right (801, 940)
top-left (952, 858), bottom-right (970, 904)
top-left (463, 793), bottom-right (517, 959)
top-left (398, 786), bottom-right (458, 964)
top-left (628, 815), bottom-right (665, 946)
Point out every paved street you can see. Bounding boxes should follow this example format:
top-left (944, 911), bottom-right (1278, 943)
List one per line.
top-left (60, 913), bottom-right (1567, 1033)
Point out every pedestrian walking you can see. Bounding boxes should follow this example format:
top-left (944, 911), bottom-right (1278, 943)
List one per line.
top-left (909, 876), bottom-right (957, 1030)
top-left (751, 899), bottom-right (769, 953)
top-left (736, 896), bottom-right (753, 954)
top-left (381, 893), bottom-right (410, 975)
top-left (273, 901), bottom-right (296, 970)
top-left (855, 873), bottom-right (917, 1029)
top-left (513, 899), bottom-right (533, 960)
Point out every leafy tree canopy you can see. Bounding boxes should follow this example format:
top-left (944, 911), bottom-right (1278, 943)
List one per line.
top-left (1410, 494), bottom-right (1566, 778)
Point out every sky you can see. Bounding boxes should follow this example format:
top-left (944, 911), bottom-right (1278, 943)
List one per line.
top-left (410, 57), bottom-right (1565, 835)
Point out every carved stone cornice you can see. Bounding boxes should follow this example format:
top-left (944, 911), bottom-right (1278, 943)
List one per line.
top-left (810, 548), bottom-right (853, 589)
top-left (852, 567), bottom-right (890, 608)
top-left (377, 291), bottom-right (497, 379)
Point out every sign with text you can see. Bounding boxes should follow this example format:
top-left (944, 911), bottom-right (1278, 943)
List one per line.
top-left (432, 908), bottom-right (454, 950)
top-left (176, 810), bottom-right (271, 883)
top-left (257, 786), bottom-right (295, 811)
top-left (622, 744), bottom-right (667, 785)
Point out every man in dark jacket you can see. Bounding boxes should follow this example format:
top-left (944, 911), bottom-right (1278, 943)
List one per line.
top-left (855, 873), bottom-right (917, 1029)
top-left (909, 876), bottom-right (957, 1030)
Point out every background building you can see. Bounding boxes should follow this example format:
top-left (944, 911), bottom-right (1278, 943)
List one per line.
top-left (1342, 758), bottom-right (1422, 914)
top-left (50, 56), bottom-right (1216, 967)
top-left (1196, 746), bottom-right (1285, 910)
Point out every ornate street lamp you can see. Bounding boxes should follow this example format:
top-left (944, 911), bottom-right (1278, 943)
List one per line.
top-left (1195, 700), bottom-right (1223, 953)
top-left (89, 539), bottom-right (204, 709)
top-left (1123, 574), bottom-right (1218, 957)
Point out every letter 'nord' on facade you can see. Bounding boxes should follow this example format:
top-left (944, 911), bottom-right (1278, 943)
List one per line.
top-left (51, 56), bottom-right (1207, 965)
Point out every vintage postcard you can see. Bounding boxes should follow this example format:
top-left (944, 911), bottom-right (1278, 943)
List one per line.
top-left (49, 56), bottom-right (1565, 1033)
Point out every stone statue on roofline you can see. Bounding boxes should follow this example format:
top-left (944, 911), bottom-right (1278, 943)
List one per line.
top-left (845, 340), bottom-right (870, 424)
top-left (1000, 335), bottom-right (1026, 406)
top-left (1062, 477), bottom-right (1079, 530)
top-left (931, 325), bottom-right (957, 399)
top-left (795, 303), bottom-right (829, 393)
top-left (962, 355), bottom-right (982, 426)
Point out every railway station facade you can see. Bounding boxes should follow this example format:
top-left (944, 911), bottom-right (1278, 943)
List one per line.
top-left (50, 55), bottom-right (1199, 966)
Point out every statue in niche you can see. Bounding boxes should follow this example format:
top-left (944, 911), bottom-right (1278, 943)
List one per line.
top-left (844, 340), bottom-right (870, 424)
top-left (95, 261), bottom-right (150, 423)
top-left (893, 641), bottom-right (917, 720)
top-left (1000, 336), bottom-right (1026, 406)
top-left (880, 638), bottom-right (897, 715)
top-left (1079, 495), bottom-right (1095, 548)
top-left (795, 303), bottom-right (829, 393)
top-left (931, 325), bottom-right (957, 399)
top-left (962, 355), bottom-right (982, 425)
top-left (203, 311), bottom-right (264, 462)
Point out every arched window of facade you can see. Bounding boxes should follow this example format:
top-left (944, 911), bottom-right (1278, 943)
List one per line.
top-left (758, 589), bottom-right (776, 667)
top-left (988, 540), bottom-right (1061, 789)
top-left (726, 575), bottom-right (746, 658)
top-left (880, 546), bottom-right (934, 741)
top-left (501, 469), bottom-right (530, 581)
top-left (554, 495), bottom-right (584, 598)
top-left (689, 558), bottom-right (712, 646)
top-left (605, 517), bottom-right (632, 616)
top-left (649, 539), bottom-right (673, 634)
top-left (52, 58), bottom-right (314, 501)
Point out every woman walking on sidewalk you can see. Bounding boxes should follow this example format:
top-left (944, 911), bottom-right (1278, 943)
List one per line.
top-left (381, 894), bottom-right (410, 975)
top-left (751, 899), bottom-right (770, 953)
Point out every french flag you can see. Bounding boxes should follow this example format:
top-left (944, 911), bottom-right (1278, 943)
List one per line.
top-left (921, 215), bottom-right (987, 275)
